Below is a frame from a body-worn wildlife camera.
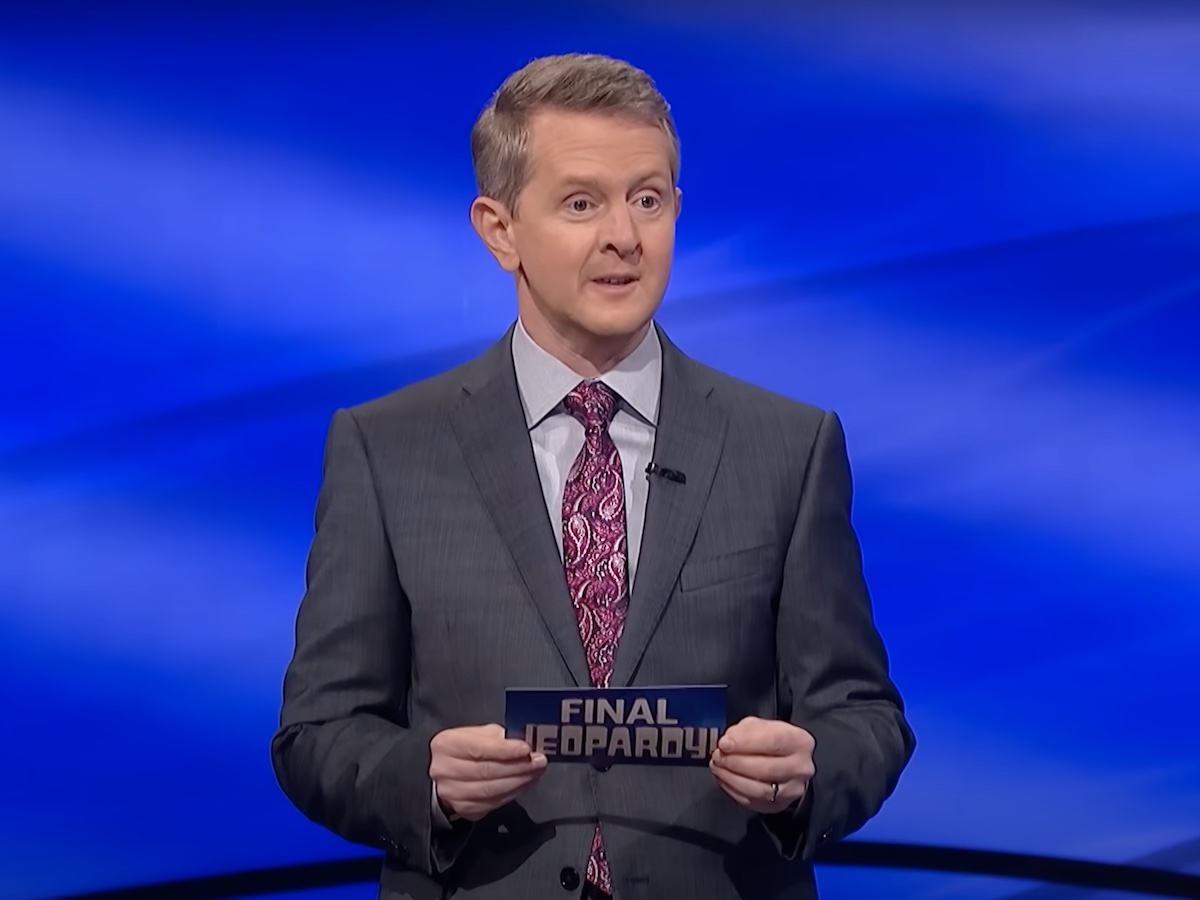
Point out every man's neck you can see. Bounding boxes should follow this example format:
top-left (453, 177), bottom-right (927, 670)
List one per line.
top-left (519, 315), bottom-right (651, 378)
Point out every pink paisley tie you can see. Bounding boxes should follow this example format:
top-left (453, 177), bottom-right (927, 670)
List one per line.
top-left (562, 380), bottom-right (627, 895)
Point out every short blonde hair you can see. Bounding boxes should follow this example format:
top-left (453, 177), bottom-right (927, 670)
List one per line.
top-left (470, 53), bottom-right (680, 211)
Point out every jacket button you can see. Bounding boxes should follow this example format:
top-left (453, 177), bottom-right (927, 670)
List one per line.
top-left (560, 866), bottom-right (581, 890)
top-left (592, 759), bottom-right (612, 772)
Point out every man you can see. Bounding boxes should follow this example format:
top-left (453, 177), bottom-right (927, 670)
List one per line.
top-left (272, 53), bottom-right (914, 900)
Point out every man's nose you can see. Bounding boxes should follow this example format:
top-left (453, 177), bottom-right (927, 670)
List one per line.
top-left (600, 205), bottom-right (641, 258)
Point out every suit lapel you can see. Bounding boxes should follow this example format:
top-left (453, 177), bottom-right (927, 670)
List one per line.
top-left (611, 327), bottom-right (728, 687)
top-left (449, 330), bottom-right (591, 687)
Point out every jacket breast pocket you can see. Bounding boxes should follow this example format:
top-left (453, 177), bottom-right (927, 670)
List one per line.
top-left (679, 544), bottom-right (776, 593)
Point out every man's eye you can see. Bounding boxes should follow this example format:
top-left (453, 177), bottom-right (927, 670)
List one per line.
top-left (637, 195), bottom-right (660, 209)
top-left (570, 198), bottom-right (591, 212)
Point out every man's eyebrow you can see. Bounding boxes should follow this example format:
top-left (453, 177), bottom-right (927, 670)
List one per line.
top-left (556, 172), bottom-right (671, 192)
top-left (557, 175), bottom-right (605, 193)
top-left (631, 170), bottom-right (671, 185)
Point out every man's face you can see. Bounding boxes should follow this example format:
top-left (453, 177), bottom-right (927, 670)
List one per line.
top-left (504, 109), bottom-right (680, 352)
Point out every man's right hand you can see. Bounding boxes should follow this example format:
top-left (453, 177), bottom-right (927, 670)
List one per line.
top-left (429, 724), bottom-right (548, 822)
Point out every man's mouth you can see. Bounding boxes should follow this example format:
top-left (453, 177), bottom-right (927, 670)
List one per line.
top-left (593, 276), bottom-right (638, 285)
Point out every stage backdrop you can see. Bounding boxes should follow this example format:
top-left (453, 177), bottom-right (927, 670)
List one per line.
top-left (2, 2), bottom-right (1198, 898)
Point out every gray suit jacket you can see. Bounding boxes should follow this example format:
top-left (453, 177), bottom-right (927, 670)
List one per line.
top-left (272, 324), bottom-right (914, 899)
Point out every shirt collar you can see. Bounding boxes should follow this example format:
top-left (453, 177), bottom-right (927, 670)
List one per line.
top-left (511, 318), bottom-right (662, 429)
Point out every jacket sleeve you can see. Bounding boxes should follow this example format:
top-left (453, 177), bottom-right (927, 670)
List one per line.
top-left (270, 408), bottom-right (473, 874)
top-left (765, 409), bottom-right (916, 860)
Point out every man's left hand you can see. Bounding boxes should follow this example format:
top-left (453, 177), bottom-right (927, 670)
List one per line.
top-left (709, 716), bottom-right (815, 814)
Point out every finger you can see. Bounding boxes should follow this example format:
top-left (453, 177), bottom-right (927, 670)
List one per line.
top-left (467, 755), bottom-right (548, 781)
top-left (433, 726), bottom-right (536, 763)
top-left (441, 770), bottom-right (545, 804)
top-left (719, 720), bottom-right (814, 757)
top-left (713, 746), bottom-right (813, 784)
top-left (470, 740), bottom-right (536, 762)
top-left (460, 731), bottom-right (536, 762)
top-left (482, 775), bottom-right (547, 811)
top-left (718, 717), bottom-right (782, 754)
top-left (710, 748), bottom-right (793, 784)
top-left (437, 768), bottom-right (547, 815)
top-left (432, 753), bottom-right (547, 783)
top-left (432, 724), bottom-right (504, 745)
top-left (709, 764), bottom-right (763, 808)
top-left (710, 763), bottom-right (793, 810)
top-left (453, 786), bottom-right (530, 822)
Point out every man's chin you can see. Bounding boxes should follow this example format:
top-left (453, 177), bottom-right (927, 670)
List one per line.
top-left (574, 300), bottom-right (662, 340)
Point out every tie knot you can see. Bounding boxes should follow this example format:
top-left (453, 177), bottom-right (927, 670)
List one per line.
top-left (564, 380), bottom-right (618, 431)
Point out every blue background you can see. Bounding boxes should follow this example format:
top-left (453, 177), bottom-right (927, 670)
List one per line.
top-left (2, 2), bottom-right (1198, 898)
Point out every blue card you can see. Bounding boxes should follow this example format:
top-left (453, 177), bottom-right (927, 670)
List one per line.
top-left (504, 685), bottom-right (727, 766)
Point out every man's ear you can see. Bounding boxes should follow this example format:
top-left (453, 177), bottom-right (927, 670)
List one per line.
top-left (674, 186), bottom-right (683, 220)
top-left (470, 196), bottom-right (520, 272)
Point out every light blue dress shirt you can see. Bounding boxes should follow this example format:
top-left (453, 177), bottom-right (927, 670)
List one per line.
top-left (510, 318), bottom-right (662, 590)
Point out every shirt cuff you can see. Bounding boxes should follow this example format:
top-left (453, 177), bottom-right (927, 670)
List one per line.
top-left (761, 782), bottom-right (814, 859)
top-left (431, 781), bottom-right (459, 831)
